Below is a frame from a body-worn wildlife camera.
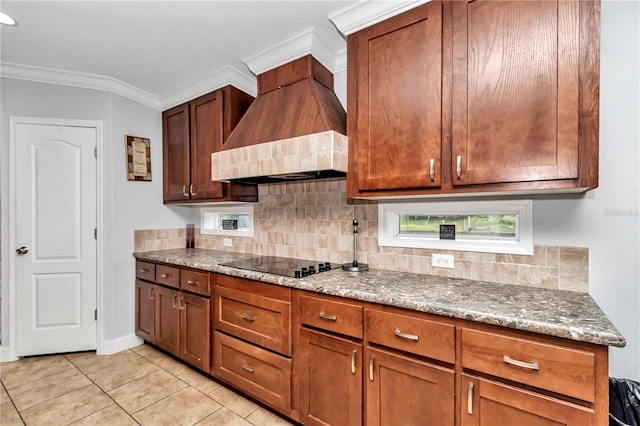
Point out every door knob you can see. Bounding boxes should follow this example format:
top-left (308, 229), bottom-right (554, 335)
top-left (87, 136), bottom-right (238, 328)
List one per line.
top-left (16, 246), bottom-right (29, 255)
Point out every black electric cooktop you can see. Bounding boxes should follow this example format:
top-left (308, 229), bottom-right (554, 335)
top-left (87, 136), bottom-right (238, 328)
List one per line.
top-left (220, 256), bottom-right (334, 278)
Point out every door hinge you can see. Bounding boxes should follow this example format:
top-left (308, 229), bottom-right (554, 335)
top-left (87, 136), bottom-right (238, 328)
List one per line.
top-left (94, 228), bottom-right (97, 239)
top-left (94, 309), bottom-right (97, 321)
top-left (94, 147), bottom-right (97, 158)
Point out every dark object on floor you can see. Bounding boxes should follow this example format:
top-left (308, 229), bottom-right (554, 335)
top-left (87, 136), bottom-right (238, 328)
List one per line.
top-left (610, 377), bottom-right (640, 426)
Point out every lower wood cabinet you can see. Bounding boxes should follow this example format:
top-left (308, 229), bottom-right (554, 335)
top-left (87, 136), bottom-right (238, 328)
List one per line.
top-left (365, 346), bottom-right (455, 426)
top-left (135, 260), bottom-right (609, 425)
top-left (135, 261), bottom-right (211, 373)
top-left (297, 328), bottom-right (362, 426)
top-left (135, 279), bottom-right (155, 342)
top-left (461, 374), bottom-right (594, 426)
top-left (180, 292), bottom-right (210, 372)
top-left (154, 285), bottom-right (180, 356)
top-left (212, 331), bottom-right (291, 414)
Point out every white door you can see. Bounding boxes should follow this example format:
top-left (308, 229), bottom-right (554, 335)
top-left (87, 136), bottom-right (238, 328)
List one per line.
top-left (14, 121), bottom-right (98, 356)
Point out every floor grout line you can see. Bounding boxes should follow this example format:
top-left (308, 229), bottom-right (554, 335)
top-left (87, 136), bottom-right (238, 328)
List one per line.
top-left (1, 345), bottom-right (292, 426)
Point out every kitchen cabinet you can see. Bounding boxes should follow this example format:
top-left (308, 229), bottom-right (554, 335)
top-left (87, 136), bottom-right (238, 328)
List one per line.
top-left (135, 279), bottom-right (155, 343)
top-left (162, 86), bottom-right (257, 204)
top-left (135, 254), bottom-right (612, 424)
top-left (348, 0), bottom-right (442, 192)
top-left (154, 285), bottom-right (180, 356)
top-left (212, 274), bottom-right (293, 414)
top-left (347, 0), bottom-right (600, 197)
top-left (295, 292), bottom-right (364, 426)
top-left (364, 307), bottom-right (456, 426)
top-left (461, 374), bottom-right (594, 426)
top-left (134, 260), bottom-right (211, 372)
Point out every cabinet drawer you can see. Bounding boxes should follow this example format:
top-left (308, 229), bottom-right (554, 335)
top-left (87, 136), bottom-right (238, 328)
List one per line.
top-left (214, 283), bottom-right (291, 356)
top-left (181, 269), bottom-right (210, 296)
top-left (156, 265), bottom-right (180, 289)
top-left (213, 331), bottom-right (291, 414)
top-left (366, 309), bottom-right (455, 364)
top-left (136, 261), bottom-right (156, 281)
top-left (461, 328), bottom-right (596, 402)
top-left (299, 293), bottom-right (363, 338)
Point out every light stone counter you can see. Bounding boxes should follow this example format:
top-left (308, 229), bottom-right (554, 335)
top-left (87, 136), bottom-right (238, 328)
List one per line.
top-left (134, 248), bottom-right (626, 348)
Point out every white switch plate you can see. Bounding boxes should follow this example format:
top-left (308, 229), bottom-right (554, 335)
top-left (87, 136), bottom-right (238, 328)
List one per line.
top-left (223, 238), bottom-right (232, 247)
top-left (432, 253), bottom-right (454, 269)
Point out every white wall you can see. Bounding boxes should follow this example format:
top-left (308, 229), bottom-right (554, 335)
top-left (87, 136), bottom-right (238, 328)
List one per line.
top-left (0, 78), bottom-right (196, 351)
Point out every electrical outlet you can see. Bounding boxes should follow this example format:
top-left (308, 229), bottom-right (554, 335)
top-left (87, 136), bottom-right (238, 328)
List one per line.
top-left (432, 253), bottom-right (454, 269)
top-left (223, 238), bottom-right (232, 247)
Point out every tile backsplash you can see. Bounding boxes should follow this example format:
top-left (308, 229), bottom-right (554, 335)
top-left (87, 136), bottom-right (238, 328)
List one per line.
top-left (134, 179), bottom-right (588, 292)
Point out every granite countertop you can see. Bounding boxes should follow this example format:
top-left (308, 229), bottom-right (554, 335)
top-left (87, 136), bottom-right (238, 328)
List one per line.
top-left (134, 248), bottom-right (626, 348)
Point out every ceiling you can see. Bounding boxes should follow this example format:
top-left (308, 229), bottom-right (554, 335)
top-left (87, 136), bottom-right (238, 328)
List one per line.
top-left (0, 1), bottom-right (360, 109)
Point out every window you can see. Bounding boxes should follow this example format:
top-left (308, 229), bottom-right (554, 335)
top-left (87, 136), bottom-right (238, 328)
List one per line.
top-left (201, 205), bottom-right (254, 237)
top-left (378, 200), bottom-right (532, 255)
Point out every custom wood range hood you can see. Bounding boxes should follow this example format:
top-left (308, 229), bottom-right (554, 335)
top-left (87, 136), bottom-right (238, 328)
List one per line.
top-left (211, 55), bottom-right (348, 184)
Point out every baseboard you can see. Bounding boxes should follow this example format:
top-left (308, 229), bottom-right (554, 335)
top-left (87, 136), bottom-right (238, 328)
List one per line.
top-left (0, 345), bottom-right (18, 362)
top-left (98, 333), bottom-right (143, 355)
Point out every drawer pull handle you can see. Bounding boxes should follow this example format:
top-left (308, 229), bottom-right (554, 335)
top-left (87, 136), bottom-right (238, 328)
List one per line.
top-left (139, 268), bottom-right (149, 273)
top-left (369, 355), bottom-right (375, 381)
top-left (242, 363), bottom-right (255, 373)
top-left (319, 312), bottom-right (337, 321)
top-left (182, 185), bottom-right (188, 197)
top-left (242, 313), bottom-right (256, 322)
top-left (148, 288), bottom-right (154, 300)
top-left (179, 297), bottom-right (184, 310)
top-left (429, 158), bottom-right (435, 181)
top-left (351, 350), bottom-right (357, 374)
top-left (394, 330), bottom-right (419, 341)
top-left (467, 383), bottom-right (474, 414)
top-left (172, 295), bottom-right (178, 309)
top-left (186, 280), bottom-right (198, 286)
top-left (456, 155), bottom-right (462, 179)
top-left (503, 355), bottom-right (539, 371)
top-left (161, 273), bottom-right (172, 278)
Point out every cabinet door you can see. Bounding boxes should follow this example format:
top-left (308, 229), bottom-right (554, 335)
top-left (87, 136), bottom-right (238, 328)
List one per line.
top-left (155, 286), bottom-right (180, 356)
top-left (366, 346), bottom-right (454, 426)
top-left (180, 293), bottom-right (210, 372)
top-left (162, 103), bottom-right (191, 202)
top-left (451, 0), bottom-right (580, 185)
top-left (135, 280), bottom-right (155, 343)
top-left (461, 374), bottom-right (593, 426)
top-left (190, 91), bottom-right (224, 200)
top-left (297, 328), bottom-right (362, 426)
top-left (351, 1), bottom-right (442, 191)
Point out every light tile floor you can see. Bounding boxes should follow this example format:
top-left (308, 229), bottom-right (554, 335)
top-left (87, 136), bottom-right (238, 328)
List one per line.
top-left (0, 344), bottom-right (295, 426)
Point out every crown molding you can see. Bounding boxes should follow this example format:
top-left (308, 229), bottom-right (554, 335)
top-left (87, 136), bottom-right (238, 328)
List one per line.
top-left (160, 66), bottom-right (257, 110)
top-left (243, 27), bottom-right (346, 76)
top-left (329, 0), bottom-right (430, 36)
top-left (0, 62), bottom-right (161, 110)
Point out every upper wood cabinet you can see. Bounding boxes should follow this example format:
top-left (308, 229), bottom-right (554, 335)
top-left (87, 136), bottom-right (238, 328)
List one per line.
top-left (348, 0), bottom-right (442, 192)
top-left (162, 86), bottom-right (257, 204)
top-left (347, 0), bottom-right (600, 198)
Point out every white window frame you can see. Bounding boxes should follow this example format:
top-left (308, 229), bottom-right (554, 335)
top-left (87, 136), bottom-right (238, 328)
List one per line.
top-left (378, 199), bottom-right (533, 255)
top-left (200, 205), bottom-right (254, 237)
